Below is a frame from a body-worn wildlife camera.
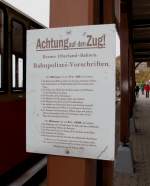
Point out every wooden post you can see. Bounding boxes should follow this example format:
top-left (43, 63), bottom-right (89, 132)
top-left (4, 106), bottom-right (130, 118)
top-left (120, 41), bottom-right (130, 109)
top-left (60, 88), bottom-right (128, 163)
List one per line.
top-left (132, 60), bottom-right (136, 104)
top-left (103, 0), bottom-right (114, 23)
top-left (120, 0), bottom-right (130, 143)
top-left (47, 0), bottom-right (98, 186)
top-left (116, 1), bottom-right (134, 175)
top-left (50, 0), bottom-right (95, 27)
top-left (47, 156), bottom-right (96, 186)
top-left (97, 0), bottom-right (115, 185)
top-left (129, 45), bottom-right (134, 117)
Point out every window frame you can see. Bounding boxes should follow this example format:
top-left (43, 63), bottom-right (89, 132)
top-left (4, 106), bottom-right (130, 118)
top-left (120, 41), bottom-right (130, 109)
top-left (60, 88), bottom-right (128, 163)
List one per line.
top-left (11, 19), bottom-right (26, 92)
top-left (0, 7), bottom-right (8, 93)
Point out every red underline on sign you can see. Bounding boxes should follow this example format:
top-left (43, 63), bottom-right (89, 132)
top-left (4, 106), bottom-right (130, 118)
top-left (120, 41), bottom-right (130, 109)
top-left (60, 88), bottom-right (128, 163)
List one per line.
top-left (36, 46), bottom-right (105, 51)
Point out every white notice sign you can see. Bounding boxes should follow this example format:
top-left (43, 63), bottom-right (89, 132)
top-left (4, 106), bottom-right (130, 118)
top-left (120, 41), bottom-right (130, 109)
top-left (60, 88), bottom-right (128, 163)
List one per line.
top-left (26, 25), bottom-right (116, 160)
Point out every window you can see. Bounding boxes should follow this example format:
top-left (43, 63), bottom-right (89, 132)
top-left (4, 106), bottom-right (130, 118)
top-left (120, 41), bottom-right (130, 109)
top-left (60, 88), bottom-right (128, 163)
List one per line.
top-left (0, 9), bottom-right (4, 90)
top-left (12, 55), bottom-right (23, 88)
top-left (11, 21), bottom-right (25, 91)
